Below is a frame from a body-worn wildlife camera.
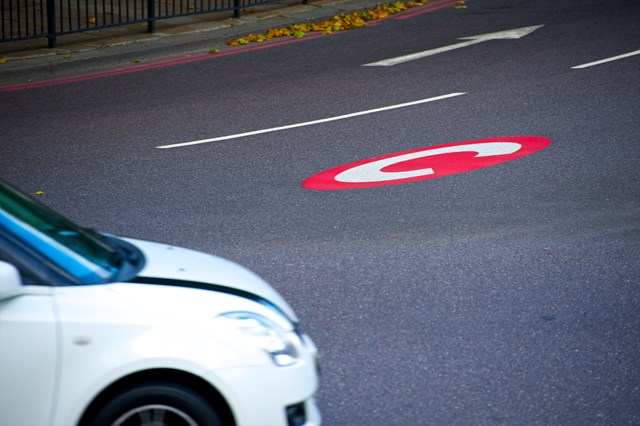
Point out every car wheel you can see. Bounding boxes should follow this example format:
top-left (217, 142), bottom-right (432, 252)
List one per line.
top-left (90, 382), bottom-right (223, 426)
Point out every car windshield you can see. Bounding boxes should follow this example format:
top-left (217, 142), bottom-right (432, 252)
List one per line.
top-left (0, 180), bottom-right (121, 284)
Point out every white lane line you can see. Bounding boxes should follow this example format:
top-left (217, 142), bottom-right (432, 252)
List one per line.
top-left (572, 49), bottom-right (640, 69)
top-left (156, 92), bottom-right (466, 149)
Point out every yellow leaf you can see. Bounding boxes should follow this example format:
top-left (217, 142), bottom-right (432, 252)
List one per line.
top-left (35, 191), bottom-right (45, 196)
top-left (208, 49), bottom-right (220, 54)
top-left (0, 58), bottom-right (7, 64)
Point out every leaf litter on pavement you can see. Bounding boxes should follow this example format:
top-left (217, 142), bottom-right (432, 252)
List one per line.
top-left (225, 0), bottom-right (464, 47)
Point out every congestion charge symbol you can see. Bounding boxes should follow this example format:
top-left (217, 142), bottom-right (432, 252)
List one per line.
top-left (302, 136), bottom-right (551, 190)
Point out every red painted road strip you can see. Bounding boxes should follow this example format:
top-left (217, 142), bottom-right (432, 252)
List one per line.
top-left (364, 0), bottom-right (463, 27)
top-left (303, 136), bottom-right (551, 190)
top-left (394, 0), bottom-right (465, 20)
top-left (0, 33), bottom-right (325, 92)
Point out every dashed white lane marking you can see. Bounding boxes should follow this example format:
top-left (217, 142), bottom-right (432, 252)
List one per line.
top-left (572, 50), bottom-right (640, 69)
top-left (156, 93), bottom-right (466, 149)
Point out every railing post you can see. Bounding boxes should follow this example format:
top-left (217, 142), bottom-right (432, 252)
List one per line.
top-left (233, 0), bottom-right (240, 19)
top-left (46, 0), bottom-right (57, 47)
top-left (147, 0), bottom-right (155, 33)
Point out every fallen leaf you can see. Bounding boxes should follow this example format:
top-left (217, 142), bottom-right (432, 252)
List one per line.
top-left (88, 16), bottom-right (96, 24)
top-left (0, 58), bottom-right (7, 64)
top-left (35, 191), bottom-right (45, 196)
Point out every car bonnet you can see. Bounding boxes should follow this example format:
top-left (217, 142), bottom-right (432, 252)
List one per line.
top-left (123, 237), bottom-right (298, 322)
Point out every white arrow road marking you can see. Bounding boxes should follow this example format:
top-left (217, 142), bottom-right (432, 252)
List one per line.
top-left (363, 25), bottom-right (544, 67)
top-left (572, 49), bottom-right (640, 69)
top-left (334, 142), bottom-right (522, 183)
top-left (157, 93), bottom-right (466, 149)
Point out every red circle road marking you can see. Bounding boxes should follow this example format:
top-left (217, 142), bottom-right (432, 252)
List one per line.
top-left (302, 136), bottom-right (551, 190)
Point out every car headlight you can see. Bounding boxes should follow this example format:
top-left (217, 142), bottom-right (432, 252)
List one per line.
top-left (218, 312), bottom-right (299, 367)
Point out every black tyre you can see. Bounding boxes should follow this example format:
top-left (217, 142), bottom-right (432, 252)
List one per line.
top-left (90, 382), bottom-right (223, 426)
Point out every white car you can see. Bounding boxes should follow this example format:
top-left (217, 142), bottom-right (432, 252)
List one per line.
top-left (0, 179), bottom-right (320, 426)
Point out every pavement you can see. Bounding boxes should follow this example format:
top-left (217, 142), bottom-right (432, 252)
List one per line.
top-left (0, 0), bottom-right (391, 83)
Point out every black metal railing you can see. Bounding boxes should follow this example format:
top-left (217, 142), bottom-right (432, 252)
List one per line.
top-left (1, 0), bottom-right (307, 47)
